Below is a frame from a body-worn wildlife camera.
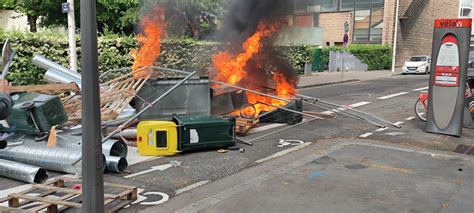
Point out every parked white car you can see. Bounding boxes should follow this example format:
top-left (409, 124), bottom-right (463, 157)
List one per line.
top-left (402, 56), bottom-right (431, 74)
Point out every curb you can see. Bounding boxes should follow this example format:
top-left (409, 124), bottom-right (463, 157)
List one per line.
top-left (297, 79), bottom-right (360, 89)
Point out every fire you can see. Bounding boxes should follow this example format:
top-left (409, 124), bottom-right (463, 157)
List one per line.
top-left (131, 6), bottom-right (166, 77)
top-left (212, 22), bottom-right (297, 118)
top-left (212, 22), bottom-right (277, 85)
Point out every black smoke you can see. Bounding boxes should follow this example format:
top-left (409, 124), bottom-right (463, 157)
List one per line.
top-left (216, 0), bottom-right (299, 90)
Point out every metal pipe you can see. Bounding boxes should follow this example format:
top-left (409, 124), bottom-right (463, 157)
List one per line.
top-left (211, 80), bottom-right (293, 103)
top-left (102, 139), bottom-right (128, 158)
top-left (1, 49), bottom-right (15, 80)
top-left (33, 55), bottom-right (81, 80)
top-left (101, 71), bottom-right (197, 143)
top-left (43, 68), bottom-right (82, 86)
top-left (0, 159), bottom-right (48, 183)
top-left (0, 145), bottom-right (105, 175)
top-left (0, 140), bottom-right (6, 149)
top-left (296, 93), bottom-right (398, 128)
top-left (257, 102), bottom-right (324, 120)
top-left (105, 156), bottom-right (127, 173)
top-left (109, 128), bottom-right (137, 140)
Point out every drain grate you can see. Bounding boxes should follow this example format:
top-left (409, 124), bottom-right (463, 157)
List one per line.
top-left (453, 144), bottom-right (473, 155)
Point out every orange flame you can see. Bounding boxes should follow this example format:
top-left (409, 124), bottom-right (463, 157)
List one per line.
top-left (212, 22), bottom-right (277, 85)
top-left (212, 22), bottom-right (297, 117)
top-left (131, 6), bottom-right (166, 77)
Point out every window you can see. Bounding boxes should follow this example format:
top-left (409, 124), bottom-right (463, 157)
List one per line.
top-left (321, 0), bottom-right (337, 12)
top-left (340, 0), bottom-right (355, 11)
top-left (353, 0), bottom-right (385, 43)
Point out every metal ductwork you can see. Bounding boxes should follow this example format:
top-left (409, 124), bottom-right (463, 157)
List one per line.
top-left (0, 145), bottom-right (105, 175)
top-left (32, 55), bottom-right (82, 87)
top-left (0, 159), bottom-right (48, 183)
top-left (102, 139), bottom-right (128, 158)
top-left (105, 156), bottom-right (128, 173)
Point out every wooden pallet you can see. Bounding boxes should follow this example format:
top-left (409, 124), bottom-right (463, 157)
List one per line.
top-left (235, 117), bottom-right (259, 135)
top-left (0, 177), bottom-right (137, 213)
top-left (62, 73), bottom-right (150, 123)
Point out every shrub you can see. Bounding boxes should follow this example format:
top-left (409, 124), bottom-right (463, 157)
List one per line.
top-left (0, 32), bottom-right (313, 85)
top-left (316, 44), bottom-right (392, 71)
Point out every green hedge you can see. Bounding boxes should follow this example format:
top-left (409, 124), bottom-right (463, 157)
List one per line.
top-left (318, 44), bottom-right (392, 71)
top-left (0, 32), bottom-right (311, 85)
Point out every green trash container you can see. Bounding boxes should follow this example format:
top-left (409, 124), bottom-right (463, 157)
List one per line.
top-left (172, 114), bottom-right (236, 152)
top-left (5, 93), bottom-right (68, 135)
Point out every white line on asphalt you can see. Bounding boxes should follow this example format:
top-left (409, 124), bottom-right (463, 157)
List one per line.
top-left (393, 121), bottom-right (404, 126)
top-left (405, 116), bottom-right (416, 121)
top-left (377, 92), bottom-right (410, 100)
top-left (375, 127), bottom-right (389, 132)
top-left (248, 123), bottom-right (286, 134)
top-left (413, 86), bottom-right (429, 91)
top-left (255, 142), bottom-right (312, 163)
top-left (359, 132), bottom-right (374, 138)
top-left (347, 101), bottom-right (371, 108)
top-left (124, 164), bottom-right (173, 178)
top-left (175, 180), bottom-right (211, 195)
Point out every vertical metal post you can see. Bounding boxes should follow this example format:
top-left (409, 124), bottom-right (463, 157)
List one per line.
top-left (391, 0), bottom-right (400, 72)
top-left (80, 0), bottom-right (104, 212)
top-left (67, 0), bottom-right (78, 72)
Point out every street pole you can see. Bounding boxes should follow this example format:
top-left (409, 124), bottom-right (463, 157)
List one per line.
top-left (80, 0), bottom-right (104, 211)
top-left (391, 0), bottom-right (400, 73)
top-left (67, 0), bottom-right (78, 72)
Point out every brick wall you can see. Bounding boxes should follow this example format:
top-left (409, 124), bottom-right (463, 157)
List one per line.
top-left (317, 12), bottom-right (352, 46)
top-left (385, 0), bottom-right (459, 66)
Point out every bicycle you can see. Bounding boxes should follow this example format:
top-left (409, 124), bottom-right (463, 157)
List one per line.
top-left (415, 81), bottom-right (473, 121)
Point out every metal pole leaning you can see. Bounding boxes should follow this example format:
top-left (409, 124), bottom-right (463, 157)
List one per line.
top-left (80, 0), bottom-right (104, 211)
top-left (102, 71), bottom-right (197, 143)
top-left (71, 71), bottom-right (197, 167)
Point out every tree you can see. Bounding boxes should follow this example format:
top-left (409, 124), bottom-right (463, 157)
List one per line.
top-left (2, 0), bottom-right (63, 32)
top-left (164, 0), bottom-right (224, 39)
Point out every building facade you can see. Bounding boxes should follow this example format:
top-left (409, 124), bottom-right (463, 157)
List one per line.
top-left (289, 0), bottom-right (460, 65)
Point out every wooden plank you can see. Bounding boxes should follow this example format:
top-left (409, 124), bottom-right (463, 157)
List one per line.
top-left (0, 205), bottom-right (28, 212)
top-left (8, 193), bottom-right (82, 208)
top-left (29, 193), bottom-right (77, 213)
top-left (11, 83), bottom-right (80, 94)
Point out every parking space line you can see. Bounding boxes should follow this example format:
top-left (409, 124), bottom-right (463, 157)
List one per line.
top-left (413, 86), bottom-right (429, 91)
top-left (175, 180), bottom-right (211, 195)
top-left (405, 116), bottom-right (416, 121)
top-left (375, 127), bottom-right (389, 132)
top-left (393, 121), bottom-right (404, 126)
top-left (377, 92), bottom-right (410, 100)
top-left (347, 101), bottom-right (371, 108)
top-left (248, 123), bottom-right (286, 134)
top-left (359, 132), bottom-right (373, 138)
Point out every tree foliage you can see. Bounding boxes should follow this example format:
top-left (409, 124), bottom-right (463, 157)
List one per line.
top-left (163, 0), bottom-right (224, 39)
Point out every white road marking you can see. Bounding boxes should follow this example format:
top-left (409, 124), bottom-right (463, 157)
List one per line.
top-left (377, 92), bottom-right (410, 100)
top-left (405, 116), bottom-right (416, 121)
top-left (248, 123), bottom-right (286, 134)
top-left (359, 132), bottom-right (374, 138)
top-left (375, 127), bottom-right (389, 132)
top-left (255, 142), bottom-right (312, 163)
top-left (347, 101), bottom-right (371, 108)
top-left (413, 86), bottom-right (429, 91)
top-left (175, 180), bottom-right (211, 195)
top-left (124, 164), bottom-right (173, 178)
top-left (393, 121), bottom-right (404, 126)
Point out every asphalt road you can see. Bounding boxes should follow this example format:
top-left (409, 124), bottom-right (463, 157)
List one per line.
top-left (1, 74), bottom-right (473, 212)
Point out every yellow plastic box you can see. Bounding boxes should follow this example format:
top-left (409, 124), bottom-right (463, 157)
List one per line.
top-left (137, 121), bottom-right (180, 156)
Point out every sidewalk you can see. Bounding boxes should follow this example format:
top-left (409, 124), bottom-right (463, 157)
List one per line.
top-left (146, 139), bottom-right (473, 213)
top-left (298, 70), bottom-right (401, 89)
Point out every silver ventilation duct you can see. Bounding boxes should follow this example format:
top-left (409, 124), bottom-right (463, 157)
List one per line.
top-left (0, 159), bottom-right (48, 183)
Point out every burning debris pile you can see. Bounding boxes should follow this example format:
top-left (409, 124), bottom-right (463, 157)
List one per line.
top-left (210, 0), bottom-right (300, 121)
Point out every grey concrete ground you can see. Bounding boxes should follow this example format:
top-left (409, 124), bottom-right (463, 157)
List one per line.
top-left (148, 140), bottom-right (473, 213)
top-left (298, 70), bottom-right (400, 88)
top-left (1, 72), bottom-right (473, 212)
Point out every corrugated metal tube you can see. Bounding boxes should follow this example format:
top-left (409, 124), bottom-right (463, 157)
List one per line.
top-left (0, 145), bottom-right (105, 175)
top-left (105, 156), bottom-right (128, 173)
top-left (0, 159), bottom-right (48, 183)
